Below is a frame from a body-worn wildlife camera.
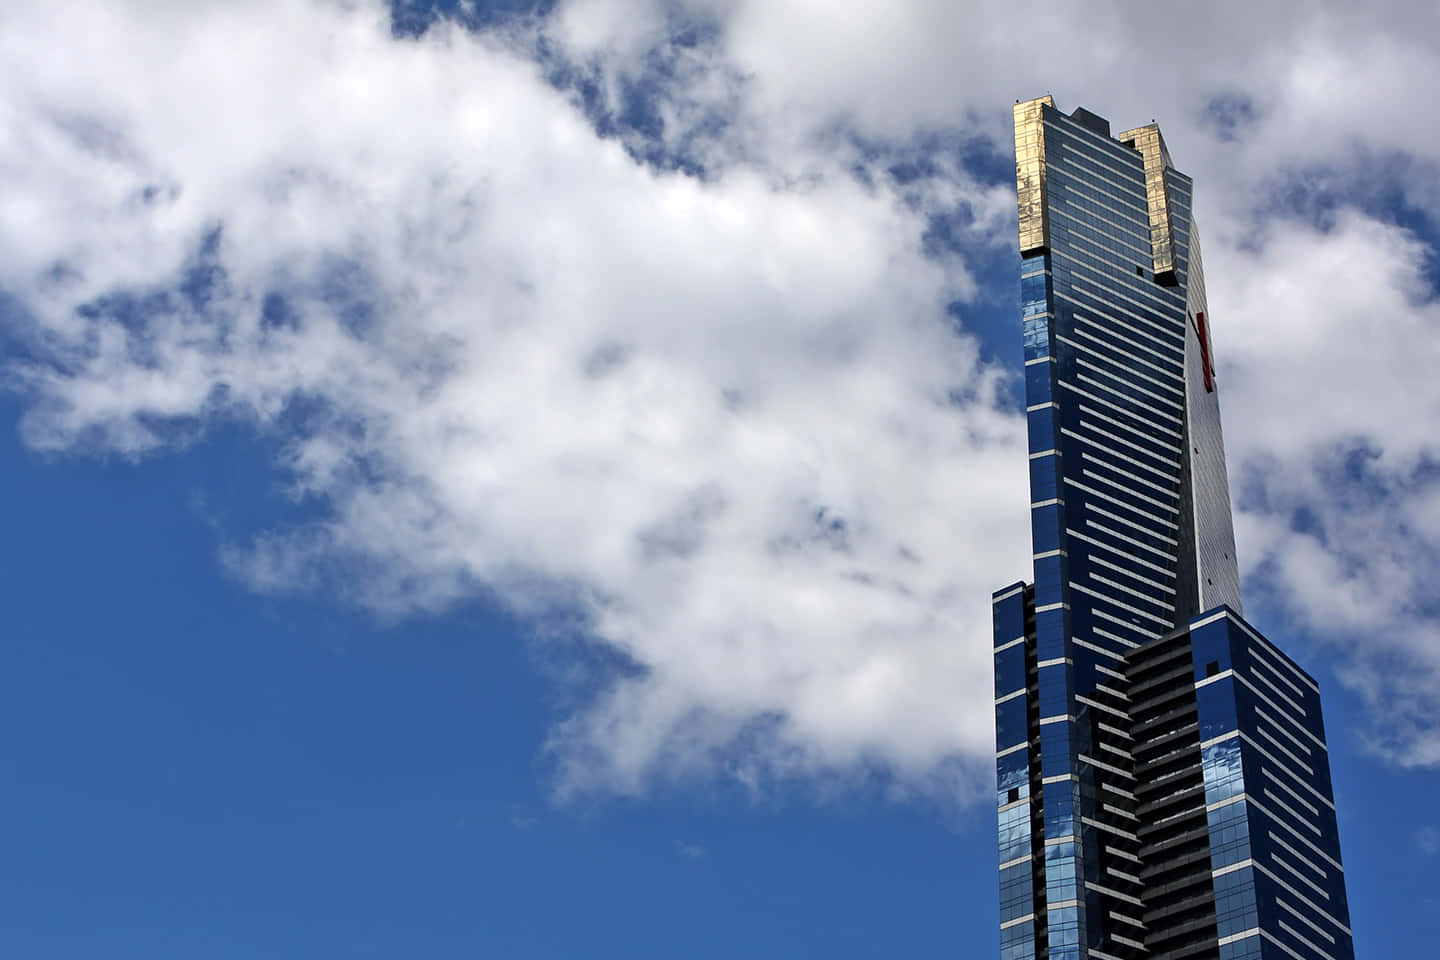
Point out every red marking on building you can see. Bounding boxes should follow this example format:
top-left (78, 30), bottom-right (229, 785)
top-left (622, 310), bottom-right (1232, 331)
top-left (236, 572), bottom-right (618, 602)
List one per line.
top-left (1195, 311), bottom-right (1215, 392)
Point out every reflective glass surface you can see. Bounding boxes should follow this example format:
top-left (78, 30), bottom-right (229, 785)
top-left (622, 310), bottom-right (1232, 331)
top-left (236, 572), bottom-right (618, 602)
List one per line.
top-left (993, 99), bottom-right (1352, 960)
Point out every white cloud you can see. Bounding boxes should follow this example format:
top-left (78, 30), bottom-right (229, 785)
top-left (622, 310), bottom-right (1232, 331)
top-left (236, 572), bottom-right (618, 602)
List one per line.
top-left (551, 0), bottom-right (1440, 198)
top-left (543, 0), bottom-right (1440, 770)
top-left (0, 0), bottom-right (1025, 798)
top-left (5, 0), bottom-right (1440, 794)
top-left (1208, 212), bottom-right (1440, 766)
top-left (675, 840), bottom-right (706, 860)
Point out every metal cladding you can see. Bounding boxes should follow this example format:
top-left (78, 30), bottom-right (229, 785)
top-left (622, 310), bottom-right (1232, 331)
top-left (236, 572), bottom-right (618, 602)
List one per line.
top-left (1118, 124), bottom-right (1182, 287)
top-left (994, 98), bottom-right (1352, 960)
top-left (1014, 96), bottom-right (1055, 258)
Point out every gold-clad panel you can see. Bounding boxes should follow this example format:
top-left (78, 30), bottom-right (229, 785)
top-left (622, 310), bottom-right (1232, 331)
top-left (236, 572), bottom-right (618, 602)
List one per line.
top-left (1118, 123), bottom-right (1178, 285)
top-left (1014, 96), bottom-right (1054, 257)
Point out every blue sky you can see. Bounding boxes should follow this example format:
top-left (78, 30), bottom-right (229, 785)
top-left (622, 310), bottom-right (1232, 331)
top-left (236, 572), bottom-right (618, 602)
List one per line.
top-left (2, 1), bottom-right (1439, 956)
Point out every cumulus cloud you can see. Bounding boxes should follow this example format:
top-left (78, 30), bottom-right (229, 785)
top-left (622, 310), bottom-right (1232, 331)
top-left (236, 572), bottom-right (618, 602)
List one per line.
top-left (550, 0), bottom-right (1440, 184)
top-left (1213, 213), bottom-right (1440, 767)
top-left (545, 0), bottom-right (1440, 768)
top-left (0, 0), bottom-right (1025, 798)
top-left (3, 0), bottom-right (1440, 795)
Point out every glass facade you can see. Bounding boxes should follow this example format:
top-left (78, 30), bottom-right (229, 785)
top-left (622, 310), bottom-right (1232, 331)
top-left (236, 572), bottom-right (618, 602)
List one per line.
top-left (994, 99), bottom-right (1352, 960)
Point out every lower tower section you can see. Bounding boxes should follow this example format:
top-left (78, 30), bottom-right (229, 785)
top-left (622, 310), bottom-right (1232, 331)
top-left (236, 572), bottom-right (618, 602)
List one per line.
top-left (1128, 629), bottom-right (1221, 958)
top-left (994, 602), bottom-right (1355, 960)
top-left (995, 582), bottom-right (1047, 959)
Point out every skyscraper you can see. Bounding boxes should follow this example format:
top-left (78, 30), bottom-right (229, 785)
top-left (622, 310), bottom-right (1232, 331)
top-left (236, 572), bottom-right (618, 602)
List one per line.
top-left (993, 98), bottom-right (1353, 960)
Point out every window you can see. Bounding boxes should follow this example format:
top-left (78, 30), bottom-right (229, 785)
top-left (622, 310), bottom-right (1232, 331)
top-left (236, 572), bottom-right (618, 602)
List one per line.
top-left (1207, 660), bottom-right (1221, 678)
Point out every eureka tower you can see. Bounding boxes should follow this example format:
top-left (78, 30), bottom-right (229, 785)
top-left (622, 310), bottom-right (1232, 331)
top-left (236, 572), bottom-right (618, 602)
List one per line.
top-left (992, 98), bottom-right (1354, 960)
